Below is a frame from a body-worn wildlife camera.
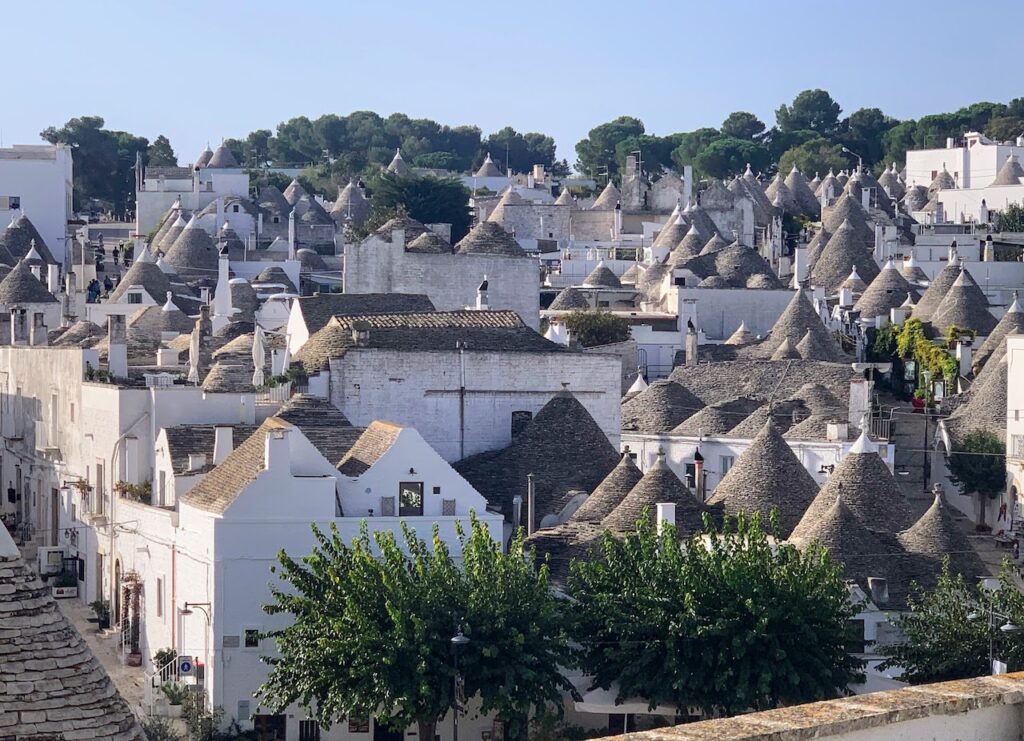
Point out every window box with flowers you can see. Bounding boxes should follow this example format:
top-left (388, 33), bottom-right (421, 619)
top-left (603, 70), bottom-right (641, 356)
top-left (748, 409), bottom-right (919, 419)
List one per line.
top-left (115, 481), bottom-right (152, 505)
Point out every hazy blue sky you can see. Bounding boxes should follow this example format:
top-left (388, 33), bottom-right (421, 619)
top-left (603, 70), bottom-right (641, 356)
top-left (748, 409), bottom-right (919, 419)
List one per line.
top-left (3, 0), bottom-right (1019, 164)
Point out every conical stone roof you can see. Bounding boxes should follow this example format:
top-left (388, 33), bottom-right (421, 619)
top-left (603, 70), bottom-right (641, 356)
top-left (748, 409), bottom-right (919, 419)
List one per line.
top-left (815, 169), bottom-right (841, 199)
top-left (684, 202), bottom-right (722, 240)
top-left (699, 233), bottom-right (729, 256)
top-left (790, 432), bottom-right (914, 540)
top-left (331, 181), bottom-right (370, 224)
top-left (0, 528), bottom-right (144, 739)
top-left (902, 184), bottom-right (929, 212)
top-left (992, 154), bottom-right (1024, 186)
top-left (258, 185), bottom-right (291, 218)
top-left (620, 262), bottom-right (643, 285)
top-left (928, 166), bottom-right (956, 194)
top-left (707, 419), bottom-right (819, 537)
top-left (621, 379), bottom-right (703, 433)
top-left (796, 327), bottom-right (840, 361)
top-left (784, 166), bottom-right (821, 218)
top-left (771, 337), bottom-right (800, 360)
top-left (602, 450), bottom-right (705, 535)
top-left (822, 192), bottom-right (873, 242)
top-left (854, 260), bottom-right (914, 320)
top-left (671, 396), bottom-right (761, 437)
top-left (760, 289), bottom-right (844, 361)
top-left (555, 187), bottom-right (575, 207)
top-left (670, 225), bottom-right (705, 265)
top-left (195, 144), bottom-right (213, 168)
top-left (901, 255), bottom-right (929, 284)
top-left (164, 216), bottom-right (218, 282)
top-left (930, 269), bottom-right (997, 336)
top-left (724, 320), bottom-right (756, 345)
top-left (158, 214), bottom-right (187, 252)
top-left (898, 490), bottom-right (987, 585)
top-left (805, 227), bottom-right (832, 273)
top-left (387, 148), bottom-right (410, 176)
top-left (549, 286), bottom-right (590, 311)
top-left (0, 259), bottom-right (58, 304)
top-left (810, 218), bottom-right (880, 294)
top-left (765, 174), bottom-right (798, 213)
top-left (571, 452), bottom-right (644, 523)
top-left (207, 143), bottom-right (239, 168)
top-left (149, 206), bottom-right (181, 247)
top-left (582, 261), bottom-right (622, 288)
top-left (455, 221), bottom-right (526, 257)
top-left (973, 294), bottom-right (1024, 372)
top-left (652, 214), bottom-right (691, 250)
top-left (878, 166), bottom-right (905, 200)
top-left (944, 355), bottom-right (1008, 449)
top-left (486, 187), bottom-right (526, 224)
top-left (912, 259), bottom-right (962, 323)
top-left (406, 230), bottom-right (452, 254)
top-left (0, 214), bottom-right (55, 264)
top-left (841, 267), bottom-right (867, 293)
top-left (475, 153), bottom-right (504, 178)
top-left (282, 178), bottom-right (308, 206)
top-left (591, 181), bottom-right (620, 210)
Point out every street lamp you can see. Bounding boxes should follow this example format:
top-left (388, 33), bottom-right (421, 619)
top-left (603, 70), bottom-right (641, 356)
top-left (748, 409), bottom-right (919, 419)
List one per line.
top-left (921, 369), bottom-right (932, 492)
top-left (451, 625), bottom-right (470, 741)
top-left (841, 146), bottom-right (864, 174)
top-left (968, 598), bottom-right (1021, 674)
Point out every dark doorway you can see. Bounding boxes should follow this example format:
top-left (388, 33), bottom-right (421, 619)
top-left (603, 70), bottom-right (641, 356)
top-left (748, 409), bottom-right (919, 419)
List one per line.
top-left (372, 722), bottom-right (403, 741)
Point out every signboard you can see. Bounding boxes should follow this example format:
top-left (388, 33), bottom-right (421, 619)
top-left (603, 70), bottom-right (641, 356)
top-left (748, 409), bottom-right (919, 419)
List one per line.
top-left (993, 659), bottom-right (1008, 675)
top-left (178, 655), bottom-right (194, 676)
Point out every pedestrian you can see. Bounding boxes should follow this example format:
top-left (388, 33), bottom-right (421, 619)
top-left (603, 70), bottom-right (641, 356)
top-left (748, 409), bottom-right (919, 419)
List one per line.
top-left (112, 245), bottom-right (120, 266)
top-left (103, 275), bottom-right (113, 293)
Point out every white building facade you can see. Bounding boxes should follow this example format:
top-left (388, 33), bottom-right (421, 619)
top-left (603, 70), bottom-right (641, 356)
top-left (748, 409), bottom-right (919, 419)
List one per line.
top-left (0, 144), bottom-right (73, 264)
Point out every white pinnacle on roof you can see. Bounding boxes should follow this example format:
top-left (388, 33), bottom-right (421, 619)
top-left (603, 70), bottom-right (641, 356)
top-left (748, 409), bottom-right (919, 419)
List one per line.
top-left (156, 255), bottom-right (171, 273)
top-left (882, 258), bottom-right (897, 271)
top-left (1009, 292), bottom-right (1022, 314)
top-left (161, 291), bottom-right (175, 312)
top-left (25, 240), bottom-right (41, 262)
top-left (901, 294), bottom-right (915, 307)
top-left (183, 214), bottom-right (199, 230)
top-left (849, 428), bottom-right (876, 455)
top-left (627, 372), bottom-right (648, 394)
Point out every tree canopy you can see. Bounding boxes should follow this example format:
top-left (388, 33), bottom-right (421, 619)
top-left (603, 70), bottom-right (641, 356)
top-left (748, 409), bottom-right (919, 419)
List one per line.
top-left (881, 561), bottom-right (1024, 683)
top-left (563, 310), bottom-right (631, 348)
top-left (947, 430), bottom-right (1006, 500)
top-left (567, 514), bottom-right (864, 716)
top-left (361, 171), bottom-right (472, 242)
top-left (258, 518), bottom-right (572, 741)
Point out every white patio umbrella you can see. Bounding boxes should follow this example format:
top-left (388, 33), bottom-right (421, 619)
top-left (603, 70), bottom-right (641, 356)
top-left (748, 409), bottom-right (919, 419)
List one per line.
top-left (252, 325), bottom-right (266, 387)
top-left (187, 326), bottom-right (200, 384)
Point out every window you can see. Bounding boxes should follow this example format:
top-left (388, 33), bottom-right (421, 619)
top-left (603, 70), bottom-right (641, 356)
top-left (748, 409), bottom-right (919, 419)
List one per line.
top-left (232, 205), bottom-right (240, 213)
top-left (253, 714), bottom-right (286, 740)
top-left (432, 485), bottom-right (441, 495)
top-left (399, 482), bottom-right (423, 516)
top-left (156, 577), bottom-right (164, 618)
top-left (127, 292), bottom-right (142, 304)
top-left (94, 460), bottom-right (105, 515)
top-left (719, 455), bottom-right (735, 478)
top-left (243, 628), bottom-right (260, 649)
top-left (272, 216), bottom-right (280, 224)
top-left (511, 410), bottom-right (533, 439)
top-left (158, 470), bottom-right (166, 506)
top-left (299, 720), bottom-right (321, 740)
top-left (348, 717), bottom-right (370, 733)
top-left (70, 403), bottom-right (75, 422)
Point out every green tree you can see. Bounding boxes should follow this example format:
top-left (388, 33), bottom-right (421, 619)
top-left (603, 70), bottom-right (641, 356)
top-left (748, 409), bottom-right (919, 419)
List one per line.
top-left (568, 515), bottom-right (863, 716)
top-left (881, 561), bottom-right (1024, 683)
top-left (840, 108), bottom-right (898, 168)
top-left (721, 111), bottom-right (766, 140)
top-left (986, 116), bottom-right (1024, 143)
top-left (563, 310), bottom-right (630, 347)
top-left (146, 135), bottom-right (177, 167)
top-left (480, 127), bottom-right (558, 175)
top-left (613, 134), bottom-right (683, 178)
top-left (775, 89), bottom-right (842, 136)
top-left (778, 137), bottom-right (848, 179)
top-left (694, 137), bottom-right (770, 179)
top-left (946, 430), bottom-right (1006, 528)
top-left (670, 127), bottom-right (722, 171)
top-left (882, 120), bottom-right (918, 168)
top-left (995, 202), bottom-right (1024, 231)
top-left (258, 518), bottom-right (571, 741)
top-left (365, 171), bottom-right (471, 241)
top-left (575, 116), bottom-right (645, 179)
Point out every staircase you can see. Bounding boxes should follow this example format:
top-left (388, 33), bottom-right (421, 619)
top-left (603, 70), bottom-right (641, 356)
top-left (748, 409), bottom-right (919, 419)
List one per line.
top-left (889, 408), bottom-right (935, 502)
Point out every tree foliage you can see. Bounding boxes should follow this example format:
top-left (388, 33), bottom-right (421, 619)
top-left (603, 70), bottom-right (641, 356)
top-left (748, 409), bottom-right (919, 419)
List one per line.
top-left (563, 310), bottom-right (631, 348)
top-left (947, 430), bottom-right (1006, 498)
top-left (881, 560), bottom-right (1024, 683)
top-left (778, 137), bottom-right (848, 179)
top-left (775, 89), bottom-right (842, 136)
top-left (146, 135), bottom-right (178, 167)
top-left (721, 111), bottom-right (766, 140)
top-left (995, 202), bottom-right (1024, 232)
top-left (258, 518), bottom-right (571, 741)
top-left (364, 171), bottom-right (472, 241)
top-left (479, 127), bottom-right (566, 177)
top-left (40, 116), bottom-right (151, 211)
top-left (567, 515), bottom-right (864, 716)
top-left (575, 116), bottom-right (645, 178)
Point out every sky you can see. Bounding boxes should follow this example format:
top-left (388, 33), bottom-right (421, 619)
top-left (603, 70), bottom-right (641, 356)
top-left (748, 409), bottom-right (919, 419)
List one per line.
top-left (3, 0), bottom-right (1021, 166)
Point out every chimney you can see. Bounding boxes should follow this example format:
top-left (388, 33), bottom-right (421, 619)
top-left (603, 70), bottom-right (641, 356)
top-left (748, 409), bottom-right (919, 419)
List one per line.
top-left (213, 426), bottom-right (234, 464)
top-left (187, 453), bottom-right (207, 471)
top-left (512, 495), bottom-right (523, 530)
top-left (30, 313), bottom-right (47, 346)
top-left (684, 320), bottom-right (698, 367)
top-left (861, 188), bottom-right (871, 211)
top-left (64, 271), bottom-right (77, 295)
top-left (532, 164), bottom-right (545, 184)
top-left (46, 264), bottom-right (60, 294)
top-left (199, 286), bottom-right (210, 304)
top-left (980, 199), bottom-right (990, 224)
top-left (351, 319), bottom-right (371, 347)
top-left (867, 576), bottom-right (889, 605)
top-left (838, 286), bottom-right (854, 308)
top-left (656, 503), bottom-right (676, 534)
top-left (10, 308), bottom-right (27, 346)
top-left (948, 239), bottom-right (959, 263)
top-left (156, 348), bottom-right (177, 367)
top-left (826, 421), bottom-right (849, 443)
top-left (264, 427), bottom-right (290, 472)
top-left (288, 209), bottom-right (296, 260)
top-left (215, 197), bottom-right (225, 229)
top-left (983, 234), bottom-right (994, 262)
top-left (107, 314), bottom-right (127, 379)
top-left (526, 473), bottom-right (536, 536)
top-left (198, 305), bottom-right (212, 338)
top-left (476, 275), bottom-right (489, 310)
top-left (693, 448), bottom-right (705, 501)
top-left (956, 338), bottom-right (973, 377)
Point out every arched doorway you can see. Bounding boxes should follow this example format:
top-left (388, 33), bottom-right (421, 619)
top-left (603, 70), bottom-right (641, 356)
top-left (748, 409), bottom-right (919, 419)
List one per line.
top-left (113, 559), bottom-right (122, 626)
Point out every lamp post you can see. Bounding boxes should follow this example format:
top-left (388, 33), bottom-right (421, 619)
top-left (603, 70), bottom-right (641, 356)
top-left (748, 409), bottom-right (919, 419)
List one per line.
top-left (841, 146), bottom-right (864, 174)
top-left (922, 369), bottom-right (932, 492)
top-left (968, 599), bottom-right (1020, 674)
top-left (451, 625), bottom-right (470, 741)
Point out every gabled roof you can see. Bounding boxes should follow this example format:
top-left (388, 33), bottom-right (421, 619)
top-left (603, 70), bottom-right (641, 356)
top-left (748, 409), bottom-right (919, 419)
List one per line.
top-left (582, 261), bottom-right (621, 288)
top-left (163, 423), bottom-right (259, 474)
top-left (455, 390), bottom-right (620, 526)
top-left (707, 419), bottom-right (819, 537)
top-left (570, 452), bottom-right (643, 523)
top-left (294, 310), bottom-right (561, 372)
top-left (0, 258), bottom-right (57, 304)
top-left (973, 294), bottom-right (1024, 372)
top-left (455, 221), bottom-right (526, 257)
top-left (853, 260), bottom-right (914, 320)
top-left (790, 433), bottom-right (914, 540)
top-left (0, 528), bottom-right (144, 739)
top-left (337, 421), bottom-right (402, 476)
top-left (602, 450), bottom-right (705, 535)
top-left (930, 269), bottom-right (997, 337)
top-left (621, 379), bottom-right (703, 433)
top-left (294, 293), bottom-right (436, 336)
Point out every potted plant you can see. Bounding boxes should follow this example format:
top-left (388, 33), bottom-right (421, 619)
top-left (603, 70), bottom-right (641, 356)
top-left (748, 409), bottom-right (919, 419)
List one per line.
top-left (51, 569), bottom-right (78, 599)
top-left (89, 599), bottom-right (111, 630)
top-left (161, 682), bottom-right (187, 718)
top-left (122, 570), bottom-right (143, 666)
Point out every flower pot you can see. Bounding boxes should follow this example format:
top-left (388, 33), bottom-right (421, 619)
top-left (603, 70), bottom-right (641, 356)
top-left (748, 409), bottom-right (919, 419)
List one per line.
top-left (168, 705), bottom-right (183, 719)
